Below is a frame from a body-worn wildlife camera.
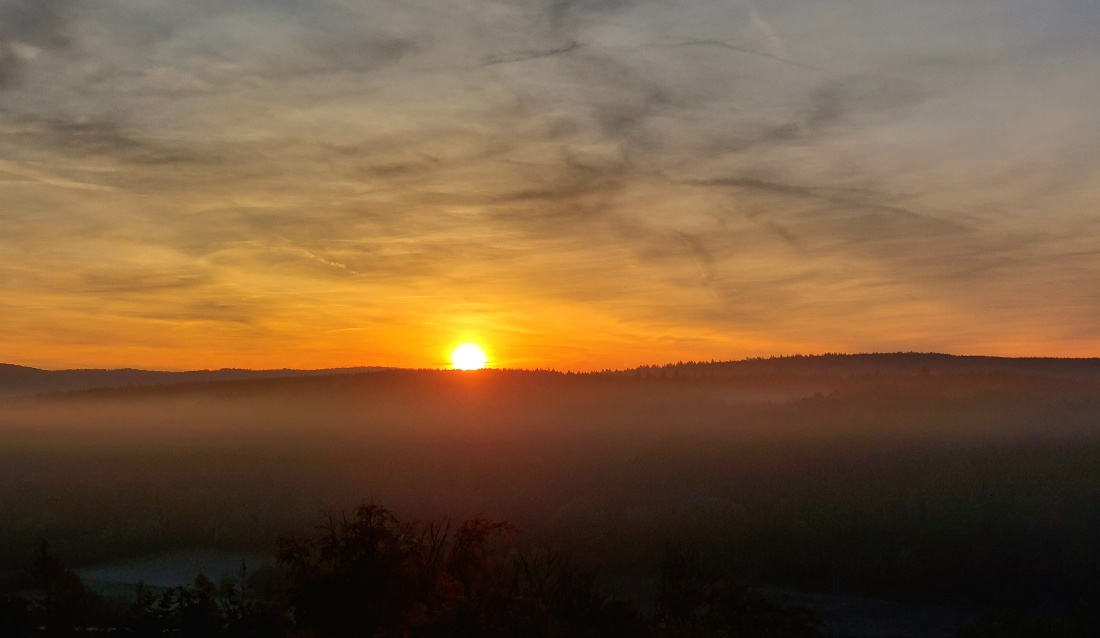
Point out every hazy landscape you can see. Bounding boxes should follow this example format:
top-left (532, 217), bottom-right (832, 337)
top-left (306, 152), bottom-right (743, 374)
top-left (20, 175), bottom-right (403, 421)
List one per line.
top-left (2, 354), bottom-right (1099, 636)
top-left (4, 0), bottom-right (1100, 635)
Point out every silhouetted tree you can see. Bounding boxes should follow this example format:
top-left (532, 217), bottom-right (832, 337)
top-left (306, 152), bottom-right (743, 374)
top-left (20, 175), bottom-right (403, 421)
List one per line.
top-left (112, 571), bottom-right (292, 638)
top-left (113, 581), bottom-right (166, 637)
top-left (505, 544), bottom-right (647, 638)
top-left (27, 540), bottom-right (90, 634)
top-left (277, 502), bottom-right (428, 637)
top-left (276, 503), bottom-right (653, 638)
top-left (656, 541), bottom-right (712, 631)
top-left (704, 580), bottom-right (822, 638)
top-left (655, 541), bottom-right (821, 638)
top-left (0, 592), bottom-right (31, 637)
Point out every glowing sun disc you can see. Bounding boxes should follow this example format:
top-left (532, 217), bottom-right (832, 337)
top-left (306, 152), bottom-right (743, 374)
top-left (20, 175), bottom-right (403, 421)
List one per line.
top-left (451, 343), bottom-right (488, 370)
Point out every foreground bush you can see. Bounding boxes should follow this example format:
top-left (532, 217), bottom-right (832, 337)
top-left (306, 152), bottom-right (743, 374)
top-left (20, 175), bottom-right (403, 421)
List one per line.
top-left (7, 502), bottom-right (822, 637)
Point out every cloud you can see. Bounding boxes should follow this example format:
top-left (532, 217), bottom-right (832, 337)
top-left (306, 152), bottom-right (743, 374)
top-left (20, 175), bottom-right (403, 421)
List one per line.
top-left (0, 0), bottom-right (70, 47)
top-left (0, 0), bottom-right (70, 88)
top-left (480, 41), bottom-right (583, 66)
top-left (1, 112), bottom-right (205, 165)
top-left (1, 0), bottom-right (1099, 366)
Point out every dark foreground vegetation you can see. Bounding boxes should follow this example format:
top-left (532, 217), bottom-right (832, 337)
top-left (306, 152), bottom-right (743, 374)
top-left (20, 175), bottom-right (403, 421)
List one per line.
top-left (3, 504), bottom-right (1098, 637)
top-left (1, 354), bottom-right (1099, 635)
top-left (1, 502), bottom-right (824, 637)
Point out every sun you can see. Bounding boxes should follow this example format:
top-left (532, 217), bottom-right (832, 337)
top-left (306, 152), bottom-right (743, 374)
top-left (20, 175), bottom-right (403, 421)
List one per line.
top-left (451, 343), bottom-right (488, 370)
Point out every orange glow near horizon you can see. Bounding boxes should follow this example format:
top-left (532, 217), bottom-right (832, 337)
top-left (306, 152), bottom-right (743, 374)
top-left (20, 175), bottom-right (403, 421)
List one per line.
top-left (2, 276), bottom-right (1099, 373)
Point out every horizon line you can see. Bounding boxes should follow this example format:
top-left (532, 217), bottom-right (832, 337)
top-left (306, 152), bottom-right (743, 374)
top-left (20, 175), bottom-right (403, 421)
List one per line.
top-left (6, 351), bottom-right (1100, 375)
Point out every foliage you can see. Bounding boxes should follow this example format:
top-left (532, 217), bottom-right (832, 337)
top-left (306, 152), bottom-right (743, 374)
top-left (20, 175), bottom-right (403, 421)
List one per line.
top-left (957, 605), bottom-right (1100, 638)
top-left (655, 542), bottom-right (821, 638)
top-left (109, 570), bottom-right (292, 638)
top-left (271, 502), bottom-right (823, 638)
top-left (10, 504), bottom-right (827, 637)
top-left (26, 540), bottom-right (100, 636)
top-left (0, 591), bottom-right (31, 637)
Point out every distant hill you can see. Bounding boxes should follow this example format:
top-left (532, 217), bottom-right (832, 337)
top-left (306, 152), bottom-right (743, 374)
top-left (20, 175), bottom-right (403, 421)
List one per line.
top-left (3, 352), bottom-right (1098, 400)
top-left (625, 352), bottom-right (1100, 379)
top-left (0, 363), bottom-right (387, 398)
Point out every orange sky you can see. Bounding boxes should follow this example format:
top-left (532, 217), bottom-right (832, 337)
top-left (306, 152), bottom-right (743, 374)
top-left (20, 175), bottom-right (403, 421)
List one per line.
top-left (2, 0), bottom-right (1099, 371)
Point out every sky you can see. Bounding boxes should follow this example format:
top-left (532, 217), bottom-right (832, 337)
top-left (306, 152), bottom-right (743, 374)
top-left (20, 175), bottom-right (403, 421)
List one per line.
top-left (2, 0), bottom-right (1099, 371)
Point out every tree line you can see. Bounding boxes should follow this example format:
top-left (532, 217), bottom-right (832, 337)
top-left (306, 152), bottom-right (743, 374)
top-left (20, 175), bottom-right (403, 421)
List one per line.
top-left (1, 502), bottom-right (822, 637)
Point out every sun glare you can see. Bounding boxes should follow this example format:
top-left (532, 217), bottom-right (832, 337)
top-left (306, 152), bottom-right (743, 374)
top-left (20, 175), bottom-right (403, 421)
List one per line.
top-left (451, 343), bottom-right (488, 370)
